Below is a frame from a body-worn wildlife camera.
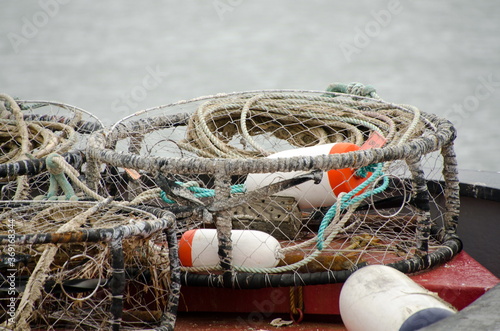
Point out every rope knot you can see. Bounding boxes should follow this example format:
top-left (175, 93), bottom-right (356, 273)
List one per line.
top-left (346, 82), bottom-right (365, 96)
top-left (355, 164), bottom-right (377, 178)
top-left (46, 153), bottom-right (64, 175)
top-left (325, 82), bottom-right (377, 98)
top-left (346, 82), bottom-right (376, 97)
top-left (39, 153), bottom-right (80, 201)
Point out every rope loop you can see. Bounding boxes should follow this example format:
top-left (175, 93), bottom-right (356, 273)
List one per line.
top-left (355, 163), bottom-right (378, 178)
top-left (289, 286), bottom-right (304, 323)
top-left (290, 308), bottom-right (304, 324)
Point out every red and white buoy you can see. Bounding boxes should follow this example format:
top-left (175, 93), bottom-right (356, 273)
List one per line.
top-left (179, 229), bottom-right (282, 268)
top-left (245, 142), bottom-right (370, 209)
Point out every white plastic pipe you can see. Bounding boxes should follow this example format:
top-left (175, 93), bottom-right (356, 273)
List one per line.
top-left (340, 265), bottom-right (456, 331)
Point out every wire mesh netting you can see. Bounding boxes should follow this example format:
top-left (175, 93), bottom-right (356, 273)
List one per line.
top-left (0, 94), bottom-right (103, 201)
top-left (0, 86), bottom-right (461, 330)
top-left (1, 200), bottom-right (176, 330)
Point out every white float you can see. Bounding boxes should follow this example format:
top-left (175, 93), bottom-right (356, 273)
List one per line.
top-left (339, 265), bottom-right (456, 331)
top-left (178, 229), bottom-right (282, 268)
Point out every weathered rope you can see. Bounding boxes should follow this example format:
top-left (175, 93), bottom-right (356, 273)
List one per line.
top-left (159, 182), bottom-right (246, 203)
top-left (289, 285), bottom-right (304, 323)
top-left (94, 91), bottom-right (452, 178)
top-left (41, 153), bottom-right (79, 200)
top-left (177, 92), bottom-right (421, 159)
top-left (0, 94), bottom-right (103, 203)
top-left (1, 93), bottom-right (31, 200)
top-left (32, 153), bottom-right (105, 201)
top-left (0, 98), bottom-right (80, 164)
top-left (326, 82), bottom-right (379, 99)
top-left (316, 163), bottom-right (389, 250)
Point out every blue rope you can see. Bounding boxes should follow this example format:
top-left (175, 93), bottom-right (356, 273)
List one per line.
top-left (316, 163), bottom-right (389, 250)
top-left (355, 164), bottom-right (378, 178)
top-left (160, 183), bottom-right (246, 203)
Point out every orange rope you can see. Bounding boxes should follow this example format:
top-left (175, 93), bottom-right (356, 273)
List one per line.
top-left (289, 286), bottom-right (304, 323)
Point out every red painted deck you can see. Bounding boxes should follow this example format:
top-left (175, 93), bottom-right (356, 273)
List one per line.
top-left (176, 251), bottom-right (499, 330)
top-left (175, 313), bottom-right (347, 331)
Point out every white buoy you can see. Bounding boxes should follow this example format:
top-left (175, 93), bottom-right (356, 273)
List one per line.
top-left (178, 229), bottom-right (282, 268)
top-left (245, 142), bottom-right (370, 209)
top-left (339, 265), bottom-right (456, 331)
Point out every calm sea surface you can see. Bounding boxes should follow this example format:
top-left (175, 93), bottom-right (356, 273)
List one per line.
top-left (1, 0), bottom-right (499, 171)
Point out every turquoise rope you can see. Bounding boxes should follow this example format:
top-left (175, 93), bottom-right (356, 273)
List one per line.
top-left (45, 153), bottom-right (78, 201)
top-left (355, 164), bottom-right (378, 178)
top-left (316, 163), bottom-right (389, 250)
top-left (159, 169), bottom-right (388, 251)
top-left (160, 183), bottom-right (246, 203)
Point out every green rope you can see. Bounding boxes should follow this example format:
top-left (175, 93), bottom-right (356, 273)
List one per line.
top-left (316, 163), bottom-right (388, 250)
top-left (41, 153), bottom-right (79, 201)
top-left (160, 182), bottom-right (246, 204)
top-left (325, 82), bottom-right (379, 98)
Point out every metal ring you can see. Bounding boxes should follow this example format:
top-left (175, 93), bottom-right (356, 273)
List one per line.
top-left (370, 173), bottom-right (409, 218)
top-left (59, 253), bottom-right (104, 302)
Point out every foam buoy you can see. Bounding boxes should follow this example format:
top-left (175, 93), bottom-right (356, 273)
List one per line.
top-left (339, 265), bottom-right (456, 331)
top-left (179, 229), bottom-right (282, 268)
top-left (245, 143), bottom-right (370, 209)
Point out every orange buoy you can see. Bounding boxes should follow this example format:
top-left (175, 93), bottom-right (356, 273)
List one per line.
top-left (245, 143), bottom-right (370, 209)
top-left (179, 229), bottom-right (282, 268)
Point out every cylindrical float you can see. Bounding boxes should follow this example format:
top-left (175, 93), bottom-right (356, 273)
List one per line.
top-left (339, 265), bottom-right (456, 331)
top-left (245, 143), bottom-right (370, 209)
top-left (179, 229), bottom-right (282, 268)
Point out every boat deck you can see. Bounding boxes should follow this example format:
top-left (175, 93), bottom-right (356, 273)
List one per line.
top-left (176, 251), bottom-right (499, 330)
top-left (175, 312), bottom-right (347, 331)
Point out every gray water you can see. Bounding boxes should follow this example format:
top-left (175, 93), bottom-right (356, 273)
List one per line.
top-left (1, 0), bottom-right (500, 172)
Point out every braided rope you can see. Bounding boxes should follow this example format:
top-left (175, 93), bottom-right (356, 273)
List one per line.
top-left (289, 285), bottom-right (304, 320)
top-left (172, 91), bottom-right (425, 160)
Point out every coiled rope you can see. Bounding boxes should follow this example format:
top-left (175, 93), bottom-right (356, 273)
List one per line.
top-left (177, 88), bottom-right (425, 159)
top-left (0, 94), bottom-right (104, 200)
top-left (0, 96), bottom-right (80, 162)
top-left (1, 93), bottom-right (31, 200)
